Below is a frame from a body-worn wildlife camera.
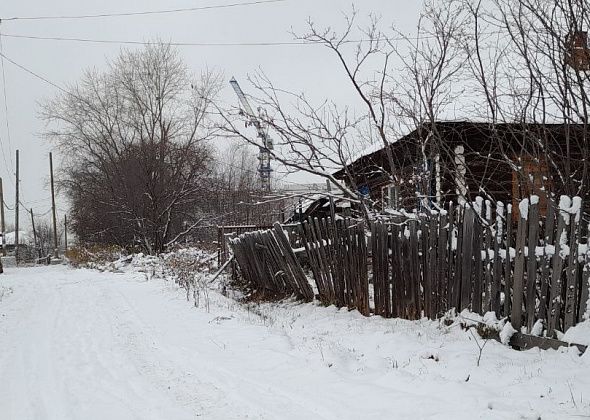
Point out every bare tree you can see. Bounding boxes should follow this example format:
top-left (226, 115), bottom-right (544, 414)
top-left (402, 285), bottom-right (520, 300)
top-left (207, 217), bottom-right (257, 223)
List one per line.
top-left (224, 1), bottom-right (590, 215)
top-left (219, 3), bottom-right (469, 213)
top-left (42, 43), bottom-right (221, 253)
top-left (451, 0), bottom-right (590, 208)
top-left (31, 219), bottom-right (60, 258)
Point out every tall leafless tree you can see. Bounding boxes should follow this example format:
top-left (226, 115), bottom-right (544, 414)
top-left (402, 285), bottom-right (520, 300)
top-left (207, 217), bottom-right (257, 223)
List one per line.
top-left (42, 43), bottom-right (221, 253)
top-left (222, 0), bottom-right (590, 214)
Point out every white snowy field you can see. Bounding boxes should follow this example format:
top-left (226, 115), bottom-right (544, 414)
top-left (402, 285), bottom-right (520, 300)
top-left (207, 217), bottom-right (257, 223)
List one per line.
top-left (0, 265), bottom-right (589, 420)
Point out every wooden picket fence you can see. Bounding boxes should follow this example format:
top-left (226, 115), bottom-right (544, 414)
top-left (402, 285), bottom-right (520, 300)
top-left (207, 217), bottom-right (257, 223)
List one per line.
top-left (229, 196), bottom-right (590, 335)
top-left (298, 218), bottom-right (370, 315)
top-left (218, 224), bottom-right (300, 265)
top-left (229, 223), bottom-right (314, 300)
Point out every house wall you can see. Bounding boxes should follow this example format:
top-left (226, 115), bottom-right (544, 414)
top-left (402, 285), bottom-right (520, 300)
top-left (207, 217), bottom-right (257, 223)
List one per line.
top-left (336, 123), bottom-right (590, 214)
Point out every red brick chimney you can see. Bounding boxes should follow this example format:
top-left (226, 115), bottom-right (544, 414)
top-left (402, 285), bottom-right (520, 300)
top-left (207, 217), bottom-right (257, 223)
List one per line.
top-left (566, 31), bottom-right (590, 71)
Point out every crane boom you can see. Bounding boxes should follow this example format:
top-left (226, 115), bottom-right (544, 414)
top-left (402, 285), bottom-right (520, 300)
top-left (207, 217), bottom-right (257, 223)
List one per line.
top-left (229, 77), bottom-right (273, 193)
top-left (229, 78), bottom-right (256, 117)
top-left (229, 78), bottom-right (271, 147)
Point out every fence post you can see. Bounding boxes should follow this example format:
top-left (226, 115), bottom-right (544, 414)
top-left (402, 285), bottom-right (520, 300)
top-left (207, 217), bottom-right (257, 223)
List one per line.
top-left (472, 202), bottom-right (484, 314)
top-left (491, 202), bottom-right (504, 315)
top-left (511, 199), bottom-right (529, 331)
top-left (460, 207), bottom-right (475, 311)
top-left (503, 204), bottom-right (514, 318)
top-left (548, 197), bottom-right (569, 336)
top-left (436, 211), bottom-right (448, 317)
top-left (525, 199), bottom-right (540, 332)
top-left (564, 198), bottom-right (582, 330)
top-left (409, 220), bottom-right (420, 318)
top-left (422, 214), bottom-right (432, 318)
top-left (538, 199), bottom-right (556, 321)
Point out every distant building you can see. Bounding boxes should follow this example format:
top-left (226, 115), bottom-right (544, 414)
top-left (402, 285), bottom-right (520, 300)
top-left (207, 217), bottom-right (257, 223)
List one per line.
top-left (2, 231), bottom-right (31, 253)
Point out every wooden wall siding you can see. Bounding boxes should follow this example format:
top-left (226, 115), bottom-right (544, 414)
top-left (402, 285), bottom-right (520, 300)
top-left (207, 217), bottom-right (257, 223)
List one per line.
top-left (335, 122), bottom-right (590, 215)
top-left (229, 197), bottom-right (590, 335)
top-left (511, 157), bottom-right (551, 219)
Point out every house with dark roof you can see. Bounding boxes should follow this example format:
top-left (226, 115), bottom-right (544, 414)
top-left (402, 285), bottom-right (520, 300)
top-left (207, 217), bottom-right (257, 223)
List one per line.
top-left (334, 121), bottom-right (589, 214)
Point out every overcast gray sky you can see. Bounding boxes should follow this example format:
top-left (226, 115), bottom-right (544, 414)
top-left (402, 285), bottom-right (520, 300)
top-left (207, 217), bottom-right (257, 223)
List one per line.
top-left (0, 0), bottom-right (424, 230)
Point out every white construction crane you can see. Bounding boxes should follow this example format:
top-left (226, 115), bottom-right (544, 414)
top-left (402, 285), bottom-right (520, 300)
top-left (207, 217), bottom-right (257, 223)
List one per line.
top-left (229, 77), bottom-right (273, 193)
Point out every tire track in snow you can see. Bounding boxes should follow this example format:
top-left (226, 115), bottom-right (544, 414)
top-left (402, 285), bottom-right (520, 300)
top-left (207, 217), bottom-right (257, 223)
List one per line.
top-left (100, 277), bottom-right (331, 420)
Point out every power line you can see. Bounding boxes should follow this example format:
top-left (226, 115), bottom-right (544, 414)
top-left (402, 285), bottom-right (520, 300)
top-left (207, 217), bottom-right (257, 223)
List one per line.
top-left (0, 31), bottom-right (457, 48)
top-left (21, 196), bottom-right (53, 205)
top-left (1, 33), bottom-right (313, 47)
top-left (20, 200), bottom-right (52, 217)
top-left (1, 0), bottom-right (286, 21)
top-left (0, 53), bottom-right (296, 198)
top-left (2, 199), bottom-right (14, 211)
top-left (0, 50), bottom-right (73, 97)
top-left (0, 29), bottom-right (511, 49)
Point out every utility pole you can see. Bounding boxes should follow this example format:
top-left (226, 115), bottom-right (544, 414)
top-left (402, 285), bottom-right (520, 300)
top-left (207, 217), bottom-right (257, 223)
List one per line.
top-left (64, 214), bottom-right (68, 252)
top-left (15, 150), bottom-right (19, 264)
top-left (50, 152), bottom-right (58, 259)
top-left (30, 208), bottom-right (39, 259)
top-left (0, 177), bottom-right (5, 256)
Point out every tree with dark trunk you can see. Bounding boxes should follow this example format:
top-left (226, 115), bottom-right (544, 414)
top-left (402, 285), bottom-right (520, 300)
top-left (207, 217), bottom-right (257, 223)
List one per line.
top-left (42, 43), bottom-right (220, 253)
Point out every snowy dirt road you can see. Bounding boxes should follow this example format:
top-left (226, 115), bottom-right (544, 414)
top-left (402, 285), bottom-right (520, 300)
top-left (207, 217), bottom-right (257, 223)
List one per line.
top-left (0, 265), bottom-right (589, 420)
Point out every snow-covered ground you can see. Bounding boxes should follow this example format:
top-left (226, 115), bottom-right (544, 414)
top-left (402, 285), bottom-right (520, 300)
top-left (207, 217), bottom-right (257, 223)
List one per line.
top-left (0, 265), bottom-right (589, 420)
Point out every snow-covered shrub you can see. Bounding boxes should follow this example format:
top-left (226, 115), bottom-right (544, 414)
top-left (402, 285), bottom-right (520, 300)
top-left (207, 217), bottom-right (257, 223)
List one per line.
top-left (162, 248), bottom-right (217, 311)
top-left (65, 245), bottom-right (127, 268)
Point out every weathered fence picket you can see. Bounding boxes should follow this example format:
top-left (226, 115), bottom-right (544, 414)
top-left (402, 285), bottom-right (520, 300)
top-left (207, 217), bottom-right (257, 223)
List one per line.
top-left (538, 200), bottom-right (556, 321)
top-left (229, 195), bottom-right (590, 336)
top-left (504, 204), bottom-right (513, 317)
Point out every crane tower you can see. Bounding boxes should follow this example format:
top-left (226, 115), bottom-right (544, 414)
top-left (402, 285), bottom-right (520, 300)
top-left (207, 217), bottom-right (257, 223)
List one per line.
top-left (229, 77), bottom-right (273, 193)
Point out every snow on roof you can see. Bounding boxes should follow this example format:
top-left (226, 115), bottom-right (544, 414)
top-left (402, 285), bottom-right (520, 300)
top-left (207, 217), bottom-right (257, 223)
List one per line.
top-left (281, 183), bottom-right (328, 193)
top-left (297, 194), bottom-right (323, 213)
top-left (346, 140), bottom-right (391, 166)
top-left (1, 231), bottom-right (31, 246)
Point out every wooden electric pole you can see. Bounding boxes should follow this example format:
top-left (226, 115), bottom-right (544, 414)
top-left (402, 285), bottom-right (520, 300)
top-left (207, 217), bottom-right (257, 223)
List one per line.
top-left (64, 214), bottom-right (68, 252)
top-left (50, 152), bottom-right (58, 259)
top-left (0, 177), bottom-right (5, 256)
top-left (30, 208), bottom-right (39, 259)
top-left (15, 150), bottom-right (19, 264)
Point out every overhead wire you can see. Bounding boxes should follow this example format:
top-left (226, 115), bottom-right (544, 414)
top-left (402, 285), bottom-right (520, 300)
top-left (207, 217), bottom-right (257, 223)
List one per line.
top-left (0, 0), bottom-right (293, 203)
top-left (0, 24), bottom-right (533, 212)
top-left (0, 0), bottom-right (287, 21)
top-left (0, 33), bottom-right (316, 47)
top-left (0, 32), bottom-right (449, 48)
top-left (0, 51), bottom-right (310, 204)
top-left (21, 201), bottom-right (53, 217)
top-left (2, 199), bottom-right (14, 211)
top-left (0, 50), bottom-right (75, 97)
top-left (23, 196), bottom-right (53, 204)
top-left (0, 3), bottom-right (547, 226)
top-left (0, 51), bottom-right (74, 223)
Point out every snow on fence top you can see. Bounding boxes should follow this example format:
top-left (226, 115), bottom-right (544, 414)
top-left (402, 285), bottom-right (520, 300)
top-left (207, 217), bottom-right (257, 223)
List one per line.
top-left (229, 194), bottom-right (590, 338)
